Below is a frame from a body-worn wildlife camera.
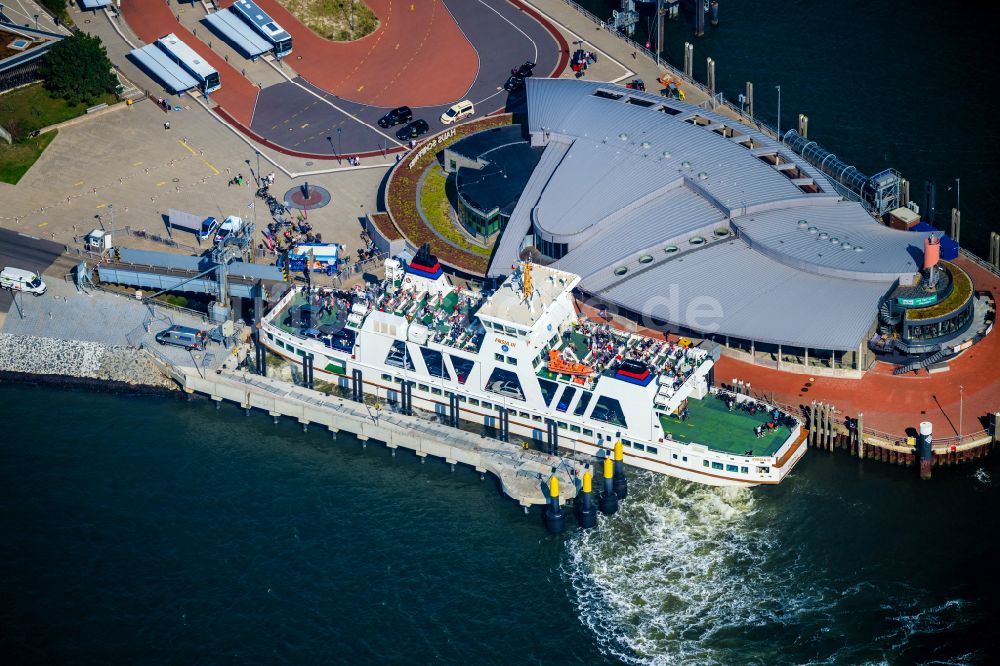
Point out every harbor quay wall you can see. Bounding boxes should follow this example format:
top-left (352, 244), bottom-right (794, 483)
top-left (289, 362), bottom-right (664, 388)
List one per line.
top-left (177, 370), bottom-right (586, 508)
top-left (0, 332), bottom-right (177, 391)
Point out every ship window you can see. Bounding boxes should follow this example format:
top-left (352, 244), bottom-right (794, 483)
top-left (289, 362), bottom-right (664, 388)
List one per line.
top-left (385, 341), bottom-right (414, 370)
top-left (469, 398), bottom-right (480, 406)
top-left (445, 391), bottom-right (453, 398)
top-left (622, 439), bottom-right (631, 445)
top-left (506, 356), bottom-right (517, 365)
top-left (644, 445), bottom-right (654, 453)
top-left (726, 464), bottom-right (739, 472)
top-left (532, 415), bottom-right (542, 422)
top-left (557, 422), bottom-right (567, 430)
top-left (420, 348), bottom-right (451, 379)
top-left (740, 466), bottom-right (749, 473)
top-left (505, 326), bottom-right (517, 335)
top-left (448, 354), bottom-right (474, 384)
top-left (583, 428), bottom-right (593, 436)
top-left (431, 388), bottom-right (442, 395)
top-left (590, 396), bottom-right (627, 428)
top-left (518, 411), bottom-right (529, 418)
top-left (266, 332), bottom-right (273, 341)
top-left (683, 456), bottom-right (688, 462)
top-left (538, 378), bottom-right (558, 406)
top-left (457, 395), bottom-right (466, 402)
top-left (556, 386), bottom-right (576, 412)
top-left (672, 454), bottom-right (678, 460)
top-left (381, 373), bottom-right (392, 381)
top-left (570, 425), bottom-right (581, 433)
top-left (573, 390), bottom-right (593, 416)
top-left (481, 401), bottom-right (492, 409)
top-left (495, 353), bottom-right (504, 361)
top-left (703, 460), bottom-right (710, 467)
top-left (418, 384), bottom-right (429, 392)
top-left (712, 462), bottom-right (724, 470)
top-left (485, 368), bottom-right (525, 401)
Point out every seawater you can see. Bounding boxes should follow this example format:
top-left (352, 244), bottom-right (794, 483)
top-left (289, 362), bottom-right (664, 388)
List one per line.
top-left (575, 0), bottom-right (1000, 260)
top-left (2, 384), bottom-right (998, 664)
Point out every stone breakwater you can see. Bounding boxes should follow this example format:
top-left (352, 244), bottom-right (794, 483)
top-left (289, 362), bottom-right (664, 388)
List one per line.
top-left (0, 333), bottom-right (177, 390)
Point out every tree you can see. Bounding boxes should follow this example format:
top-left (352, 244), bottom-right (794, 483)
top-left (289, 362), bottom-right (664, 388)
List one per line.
top-left (39, 33), bottom-right (117, 105)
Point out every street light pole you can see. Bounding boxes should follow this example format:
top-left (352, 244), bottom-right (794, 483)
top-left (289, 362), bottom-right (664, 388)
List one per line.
top-left (256, 150), bottom-right (261, 186)
top-left (337, 128), bottom-right (343, 165)
top-left (775, 85), bottom-right (781, 139)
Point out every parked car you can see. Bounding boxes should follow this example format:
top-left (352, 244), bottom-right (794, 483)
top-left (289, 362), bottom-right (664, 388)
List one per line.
top-left (504, 61), bottom-right (536, 92)
top-left (513, 60), bottom-right (536, 77)
top-left (155, 325), bottom-right (207, 351)
top-left (396, 119), bottom-right (430, 140)
top-left (378, 106), bottom-right (413, 128)
top-left (440, 100), bottom-right (474, 125)
top-left (0, 267), bottom-right (46, 296)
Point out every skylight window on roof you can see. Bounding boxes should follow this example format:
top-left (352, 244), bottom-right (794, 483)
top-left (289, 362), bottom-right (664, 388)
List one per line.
top-left (593, 89), bottom-right (623, 101)
top-left (625, 96), bottom-right (655, 108)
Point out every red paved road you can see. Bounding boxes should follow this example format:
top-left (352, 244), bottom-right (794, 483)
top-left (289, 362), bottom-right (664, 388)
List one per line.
top-left (222, 0), bottom-right (478, 108)
top-left (715, 256), bottom-right (1000, 438)
top-left (122, 0), bottom-right (260, 125)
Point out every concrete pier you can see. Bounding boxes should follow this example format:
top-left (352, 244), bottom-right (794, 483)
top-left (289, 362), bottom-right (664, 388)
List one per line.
top-left (176, 368), bottom-right (585, 508)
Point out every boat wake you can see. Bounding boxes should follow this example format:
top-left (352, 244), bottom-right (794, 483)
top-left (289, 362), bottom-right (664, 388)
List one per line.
top-left (561, 474), bottom-right (789, 665)
top-left (560, 473), bottom-right (980, 665)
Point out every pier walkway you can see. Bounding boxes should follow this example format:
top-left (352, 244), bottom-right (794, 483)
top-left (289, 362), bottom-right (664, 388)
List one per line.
top-left (165, 365), bottom-right (587, 508)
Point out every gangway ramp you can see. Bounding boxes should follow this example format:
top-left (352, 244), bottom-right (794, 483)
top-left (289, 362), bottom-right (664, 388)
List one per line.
top-left (129, 43), bottom-right (198, 93)
top-left (203, 10), bottom-right (271, 59)
top-left (96, 248), bottom-right (283, 298)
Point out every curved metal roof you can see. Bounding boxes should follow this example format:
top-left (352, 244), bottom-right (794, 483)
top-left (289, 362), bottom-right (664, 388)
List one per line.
top-left (485, 79), bottom-right (929, 350)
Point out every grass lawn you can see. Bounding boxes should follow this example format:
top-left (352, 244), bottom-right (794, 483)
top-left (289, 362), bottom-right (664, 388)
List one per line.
top-left (276, 0), bottom-right (378, 41)
top-left (419, 168), bottom-right (492, 258)
top-left (0, 83), bottom-right (113, 137)
top-left (659, 395), bottom-right (792, 457)
top-left (0, 131), bottom-right (57, 185)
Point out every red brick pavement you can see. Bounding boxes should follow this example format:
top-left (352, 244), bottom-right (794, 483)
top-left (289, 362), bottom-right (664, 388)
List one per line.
top-left (122, 0), bottom-right (261, 126)
top-left (220, 0), bottom-right (478, 108)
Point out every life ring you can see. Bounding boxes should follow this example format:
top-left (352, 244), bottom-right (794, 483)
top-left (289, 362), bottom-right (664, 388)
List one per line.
top-left (405, 277), bottom-right (412, 284)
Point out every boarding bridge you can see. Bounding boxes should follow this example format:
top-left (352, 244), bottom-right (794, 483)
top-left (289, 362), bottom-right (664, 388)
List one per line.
top-left (94, 248), bottom-right (285, 319)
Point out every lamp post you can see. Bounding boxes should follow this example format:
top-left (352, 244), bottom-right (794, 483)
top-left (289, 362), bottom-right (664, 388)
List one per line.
top-left (775, 85), bottom-right (781, 139)
top-left (34, 14), bottom-right (39, 30)
top-left (256, 150), bottom-right (261, 186)
top-left (337, 128), bottom-right (343, 165)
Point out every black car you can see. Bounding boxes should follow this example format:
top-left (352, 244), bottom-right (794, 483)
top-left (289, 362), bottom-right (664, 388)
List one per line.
top-left (378, 106), bottom-right (413, 128)
top-left (504, 60), bottom-right (536, 92)
top-left (396, 119), bottom-right (429, 140)
top-left (504, 73), bottom-right (525, 92)
top-left (514, 60), bottom-right (536, 77)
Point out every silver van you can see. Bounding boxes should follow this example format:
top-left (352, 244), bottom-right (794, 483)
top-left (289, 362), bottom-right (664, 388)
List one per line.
top-left (155, 325), bottom-right (207, 351)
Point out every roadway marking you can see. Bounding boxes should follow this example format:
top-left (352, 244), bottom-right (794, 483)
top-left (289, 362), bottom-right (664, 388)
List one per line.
top-left (178, 139), bottom-right (220, 175)
top-left (357, 85), bottom-right (364, 92)
top-left (157, 181), bottom-right (167, 187)
top-left (133, 161), bottom-right (143, 166)
top-left (96, 203), bottom-right (107, 209)
top-left (301, 123), bottom-right (310, 128)
top-left (37, 222), bottom-right (48, 228)
top-left (73, 180), bottom-right (84, 187)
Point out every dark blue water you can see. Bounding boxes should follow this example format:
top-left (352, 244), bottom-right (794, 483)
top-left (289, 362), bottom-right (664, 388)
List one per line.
top-left (578, 0), bottom-right (1000, 260)
top-left (2, 384), bottom-right (999, 664)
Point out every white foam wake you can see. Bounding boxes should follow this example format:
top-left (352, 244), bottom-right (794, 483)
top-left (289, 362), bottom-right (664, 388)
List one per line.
top-left (562, 473), bottom-right (791, 665)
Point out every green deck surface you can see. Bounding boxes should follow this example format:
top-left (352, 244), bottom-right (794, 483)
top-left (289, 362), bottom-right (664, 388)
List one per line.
top-left (659, 396), bottom-right (791, 456)
top-left (274, 295), bottom-right (345, 334)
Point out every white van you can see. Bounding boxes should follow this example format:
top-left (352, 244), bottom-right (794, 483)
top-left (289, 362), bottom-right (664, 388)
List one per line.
top-left (0, 267), bottom-right (47, 296)
top-left (440, 100), bottom-right (475, 125)
top-left (215, 216), bottom-right (244, 243)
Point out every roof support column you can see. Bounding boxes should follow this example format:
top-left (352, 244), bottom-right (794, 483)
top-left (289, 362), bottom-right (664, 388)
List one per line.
top-left (804, 347), bottom-right (809, 367)
top-left (776, 344), bottom-right (782, 370)
top-left (750, 339), bottom-right (755, 364)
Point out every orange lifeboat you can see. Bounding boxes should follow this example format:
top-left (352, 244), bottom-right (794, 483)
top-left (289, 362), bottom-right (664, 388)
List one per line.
top-left (548, 349), bottom-right (593, 376)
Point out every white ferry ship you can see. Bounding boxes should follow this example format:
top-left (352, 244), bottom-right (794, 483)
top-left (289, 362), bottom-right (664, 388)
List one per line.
top-left (259, 248), bottom-right (807, 486)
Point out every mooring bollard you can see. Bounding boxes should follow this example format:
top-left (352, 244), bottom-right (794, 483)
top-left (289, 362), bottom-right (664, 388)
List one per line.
top-left (544, 474), bottom-right (566, 534)
top-left (599, 456), bottom-right (619, 516)
top-left (576, 469), bottom-right (597, 529)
